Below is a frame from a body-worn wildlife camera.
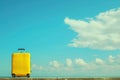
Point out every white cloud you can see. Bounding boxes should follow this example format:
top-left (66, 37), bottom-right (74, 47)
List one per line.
top-left (32, 64), bottom-right (37, 68)
top-left (108, 55), bottom-right (115, 63)
top-left (64, 8), bottom-right (120, 50)
top-left (96, 58), bottom-right (104, 64)
top-left (66, 58), bottom-right (72, 67)
top-left (75, 58), bottom-right (87, 66)
top-left (32, 64), bottom-right (44, 70)
top-left (33, 54), bottom-right (120, 77)
top-left (49, 60), bottom-right (61, 68)
top-left (38, 66), bottom-right (44, 70)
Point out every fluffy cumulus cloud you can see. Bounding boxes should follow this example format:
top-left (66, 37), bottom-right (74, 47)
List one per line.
top-left (108, 55), bottom-right (115, 63)
top-left (49, 60), bottom-right (61, 68)
top-left (32, 64), bottom-right (44, 70)
top-left (33, 54), bottom-right (120, 77)
top-left (66, 58), bottom-right (72, 67)
top-left (64, 8), bottom-right (120, 50)
top-left (96, 58), bottom-right (104, 64)
top-left (75, 58), bottom-right (87, 66)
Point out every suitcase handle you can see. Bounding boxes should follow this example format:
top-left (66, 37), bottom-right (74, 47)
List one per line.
top-left (18, 48), bottom-right (25, 51)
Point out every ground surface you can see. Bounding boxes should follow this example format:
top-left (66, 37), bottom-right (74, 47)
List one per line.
top-left (0, 78), bottom-right (120, 80)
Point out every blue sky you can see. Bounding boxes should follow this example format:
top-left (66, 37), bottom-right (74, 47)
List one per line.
top-left (0, 0), bottom-right (120, 77)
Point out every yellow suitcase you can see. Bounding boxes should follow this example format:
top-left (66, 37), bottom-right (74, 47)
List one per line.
top-left (11, 48), bottom-right (31, 77)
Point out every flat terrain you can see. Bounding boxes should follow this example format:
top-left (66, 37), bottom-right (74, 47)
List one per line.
top-left (0, 78), bottom-right (120, 80)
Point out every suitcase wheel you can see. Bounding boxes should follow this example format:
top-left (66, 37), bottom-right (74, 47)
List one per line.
top-left (12, 74), bottom-right (16, 78)
top-left (26, 74), bottom-right (30, 78)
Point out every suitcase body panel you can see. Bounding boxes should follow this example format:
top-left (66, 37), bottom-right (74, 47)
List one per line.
top-left (12, 52), bottom-right (30, 77)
